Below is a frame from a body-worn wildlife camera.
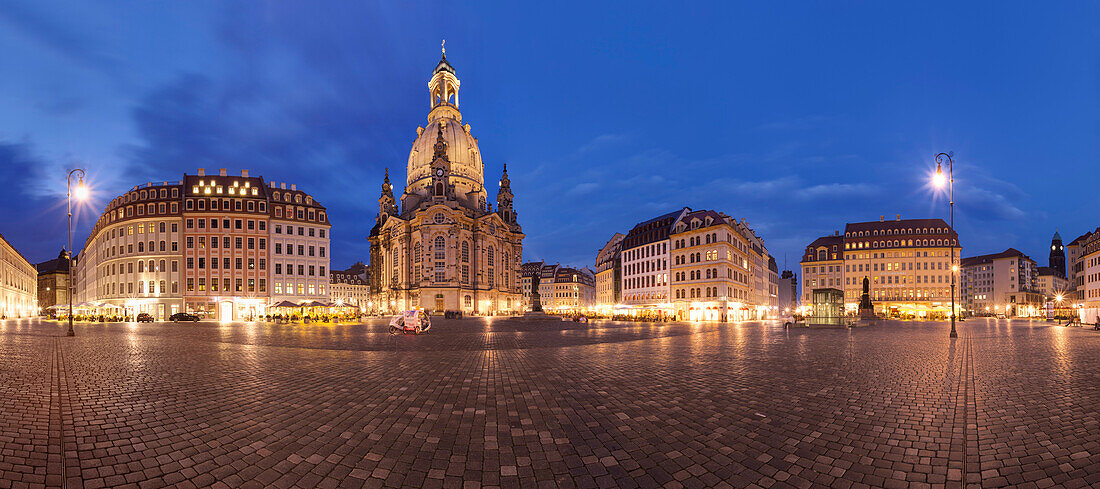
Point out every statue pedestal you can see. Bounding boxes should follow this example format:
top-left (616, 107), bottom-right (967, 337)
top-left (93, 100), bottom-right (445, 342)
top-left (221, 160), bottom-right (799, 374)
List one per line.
top-left (859, 308), bottom-right (876, 320)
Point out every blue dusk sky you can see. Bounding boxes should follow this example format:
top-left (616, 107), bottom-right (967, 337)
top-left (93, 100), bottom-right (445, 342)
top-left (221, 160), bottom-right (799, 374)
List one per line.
top-left (1, 2), bottom-right (1096, 270)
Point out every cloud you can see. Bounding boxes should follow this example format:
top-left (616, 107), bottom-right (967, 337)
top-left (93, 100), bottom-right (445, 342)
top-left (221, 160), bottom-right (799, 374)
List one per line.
top-left (956, 187), bottom-right (1027, 221)
top-left (797, 183), bottom-right (878, 199)
top-left (575, 133), bottom-right (629, 155)
top-left (567, 182), bottom-right (599, 195)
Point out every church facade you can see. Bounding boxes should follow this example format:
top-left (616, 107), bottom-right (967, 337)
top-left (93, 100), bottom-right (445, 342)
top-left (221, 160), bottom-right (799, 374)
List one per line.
top-left (368, 49), bottom-right (523, 315)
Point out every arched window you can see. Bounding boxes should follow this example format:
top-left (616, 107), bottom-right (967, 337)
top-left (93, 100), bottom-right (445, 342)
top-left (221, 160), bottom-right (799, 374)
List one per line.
top-left (461, 241), bottom-right (469, 262)
top-left (487, 246), bottom-right (495, 267)
top-left (434, 237), bottom-right (445, 260)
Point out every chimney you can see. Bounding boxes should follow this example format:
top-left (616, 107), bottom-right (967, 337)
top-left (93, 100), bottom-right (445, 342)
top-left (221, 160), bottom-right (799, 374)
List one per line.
top-left (291, 184), bottom-right (297, 191)
top-left (219, 168), bottom-right (228, 177)
top-left (880, 215), bottom-right (885, 222)
top-left (896, 214), bottom-right (901, 221)
top-left (834, 231), bottom-right (839, 236)
top-left (197, 168), bottom-right (205, 176)
top-left (280, 183), bottom-right (286, 189)
top-left (242, 169), bottom-right (249, 177)
top-left (269, 181), bottom-right (275, 187)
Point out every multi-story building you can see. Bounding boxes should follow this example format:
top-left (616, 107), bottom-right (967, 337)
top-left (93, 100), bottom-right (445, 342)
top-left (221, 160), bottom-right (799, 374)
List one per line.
top-left (1066, 230), bottom-right (1093, 304)
top-left (75, 169), bottom-right (330, 321)
top-left (594, 233), bottom-right (624, 308)
top-left (368, 48), bottom-right (522, 316)
top-left (670, 209), bottom-right (758, 321)
top-left (800, 216), bottom-right (963, 319)
top-left (1036, 267), bottom-right (1069, 302)
top-left (36, 249), bottom-right (70, 314)
top-left (77, 180), bottom-right (185, 319)
top-left (961, 248), bottom-right (1043, 317)
top-left (778, 270), bottom-right (798, 314)
top-left (0, 232), bottom-right (36, 318)
top-left (1078, 230), bottom-right (1100, 322)
top-left (842, 217), bottom-right (961, 318)
top-left (620, 209), bottom-right (685, 316)
top-left (767, 256), bottom-right (779, 314)
top-left (800, 233), bottom-right (844, 307)
top-left (547, 266), bottom-right (596, 312)
top-left (268, 182), bottom-right (331, 308)
top-left (536, 263), bottom-right (560, 309)
top-left (330, 262), bottom-right (370, 312)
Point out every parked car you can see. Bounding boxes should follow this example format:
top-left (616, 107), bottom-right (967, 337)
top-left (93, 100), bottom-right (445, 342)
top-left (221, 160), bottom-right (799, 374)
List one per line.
top-left (136, 313), bottom-right (155, 323)
top-left (169, 312), bottom-right (200, 322)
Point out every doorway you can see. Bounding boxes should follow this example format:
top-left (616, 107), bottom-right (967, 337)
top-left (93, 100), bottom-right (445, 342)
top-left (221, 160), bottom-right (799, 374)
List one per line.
top-left (219, 301), bottom-right (233, 321)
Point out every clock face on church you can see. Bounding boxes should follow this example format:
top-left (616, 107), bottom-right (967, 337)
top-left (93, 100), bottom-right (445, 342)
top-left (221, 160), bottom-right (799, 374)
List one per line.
top-left (436, 168), bottom-right (444, 177)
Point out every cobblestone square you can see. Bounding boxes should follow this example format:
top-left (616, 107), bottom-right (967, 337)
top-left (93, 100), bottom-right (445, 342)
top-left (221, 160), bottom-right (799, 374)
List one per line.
top-left (2, 318), bottom-right (1099, 488)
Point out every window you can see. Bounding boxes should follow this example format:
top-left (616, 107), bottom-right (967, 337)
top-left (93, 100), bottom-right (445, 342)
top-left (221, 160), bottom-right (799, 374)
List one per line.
top-left (434, 237), bottom-right (446, 260)
top-left (461, 241), bottom-right (469, 262)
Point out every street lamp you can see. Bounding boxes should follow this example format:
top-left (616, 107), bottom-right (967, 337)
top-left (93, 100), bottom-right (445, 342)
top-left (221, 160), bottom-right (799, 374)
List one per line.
top-left (933, 152), bottom-right (958, 339)
top-left (66, 168), bottom-right (87, 337)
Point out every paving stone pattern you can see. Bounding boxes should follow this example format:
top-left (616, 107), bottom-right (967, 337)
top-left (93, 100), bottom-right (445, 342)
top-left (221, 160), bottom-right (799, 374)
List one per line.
top-left (0, 318), bottom-right (1098, 488)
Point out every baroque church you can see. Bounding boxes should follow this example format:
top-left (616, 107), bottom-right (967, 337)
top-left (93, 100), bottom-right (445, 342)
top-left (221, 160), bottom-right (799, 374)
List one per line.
top-left (368, 47), bottom-right (524, 315)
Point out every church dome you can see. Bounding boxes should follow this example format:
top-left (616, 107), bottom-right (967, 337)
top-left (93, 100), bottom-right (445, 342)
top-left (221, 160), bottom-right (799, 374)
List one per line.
top-left (406, 118), bottom-right (484, 190)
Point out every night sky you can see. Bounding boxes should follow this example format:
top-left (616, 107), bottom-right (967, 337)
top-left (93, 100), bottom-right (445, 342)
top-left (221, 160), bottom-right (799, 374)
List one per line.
top-left (1, 2), bottom-right (1097, 272)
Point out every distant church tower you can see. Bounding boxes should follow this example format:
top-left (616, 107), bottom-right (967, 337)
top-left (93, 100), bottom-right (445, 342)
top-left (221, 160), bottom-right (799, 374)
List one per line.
top-left (1049, 231), bottom-right (1066, 278)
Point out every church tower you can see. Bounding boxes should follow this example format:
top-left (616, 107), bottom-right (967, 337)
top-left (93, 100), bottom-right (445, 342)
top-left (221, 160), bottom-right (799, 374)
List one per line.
top-left (377, 168), bottom-right (398, 223)
top-left (1050, 231), bottom-right (1066, 278)
top-left (497, 164), bottom-right (517, 228)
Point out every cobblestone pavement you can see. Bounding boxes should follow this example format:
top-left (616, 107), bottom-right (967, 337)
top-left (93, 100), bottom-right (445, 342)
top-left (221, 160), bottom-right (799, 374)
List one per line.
top-left (1, 317), bottom-right (1099, 488)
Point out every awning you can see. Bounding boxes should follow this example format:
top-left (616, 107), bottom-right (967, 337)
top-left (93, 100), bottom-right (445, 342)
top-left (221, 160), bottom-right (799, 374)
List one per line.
top-left (271, 300), bottom-right (300, 308)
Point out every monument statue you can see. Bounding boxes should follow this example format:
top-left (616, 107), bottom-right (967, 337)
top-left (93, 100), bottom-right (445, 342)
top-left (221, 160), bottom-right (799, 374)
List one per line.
top-left (858, 277), bottom-right (875, 319)
top-left (530, 272), bottom-right (543, 312)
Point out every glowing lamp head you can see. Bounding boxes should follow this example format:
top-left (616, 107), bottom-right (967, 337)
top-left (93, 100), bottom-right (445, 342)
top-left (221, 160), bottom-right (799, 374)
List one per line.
top-left (74, 178), bottom-right (89, 200)
top-left (1055, 294), bottom-right (1064, 302)
top-left (932, 166), bottom-right (946, 188)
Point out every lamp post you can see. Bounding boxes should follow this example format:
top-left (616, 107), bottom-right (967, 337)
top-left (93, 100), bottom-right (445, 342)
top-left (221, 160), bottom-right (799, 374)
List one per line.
top-left (66, 168), bottom-right (87, 337)
top-left (933, 152), bottom-right (957, 338)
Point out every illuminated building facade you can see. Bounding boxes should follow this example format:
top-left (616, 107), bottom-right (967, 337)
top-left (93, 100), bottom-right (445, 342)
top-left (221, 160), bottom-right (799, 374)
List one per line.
top-left (841, 217), bottom-right (961, 318)
top-left (546, 266), bottom-right (596, 311)
top-left (800, 216), bottom-right (963, 319)
top-left (960, 248), bottom-right (1042, 317)
top-left (0, 232), bottom-right (36, 318)
top-left (368, 49), bottom-right (523, 315)
top-left (76, 169), bottom-right (329, 320)
top-left (1036, 267), bottom-right (1069, 301)
top-left (620, 209), bottom-right (684, 315)
top-left (36, 249), bottom-right (70, 313)
top-left (800, 234), bottom-right (844, 307)
top-left (1066, 230), bottom-right (1093, 304)
top-left (670, 209), bottom-right (764, 321)
top-left (594, 233), bottom-right (624, 308)
top-left (330, 263), bottom-right (370, 311)
top-left (268, 183), bottom-right (331, 308)
top-left (1078, 230), bottom-right (1100, 323)
top-left (77, 181), bottom-right (184, 319)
